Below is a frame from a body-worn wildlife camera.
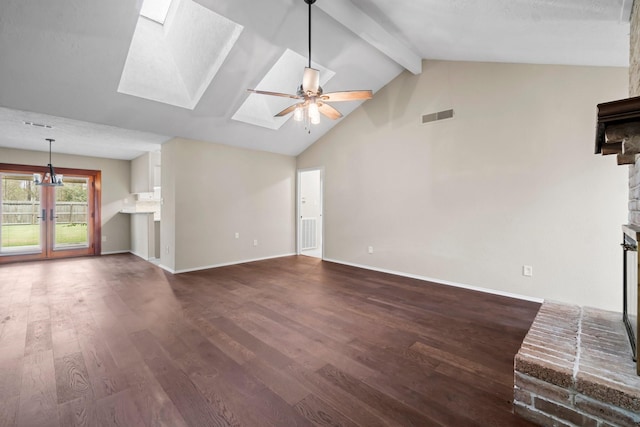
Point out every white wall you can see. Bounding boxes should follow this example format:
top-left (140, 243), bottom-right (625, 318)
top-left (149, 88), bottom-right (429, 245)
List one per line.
top-left (130, 213), bottom-right (154, 260)
top-left (297, 60), bottom-right (628, 311)
top-left (0, 146), bottom-right (131, 253)
top-left (161, 138), bottom-right (296, 272)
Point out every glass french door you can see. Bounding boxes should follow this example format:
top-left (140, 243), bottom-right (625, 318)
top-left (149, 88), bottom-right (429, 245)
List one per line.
top-left (0, 164), bottom-right (100, 263)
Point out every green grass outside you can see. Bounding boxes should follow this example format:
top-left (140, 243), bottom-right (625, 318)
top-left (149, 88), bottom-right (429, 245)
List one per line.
top-left (1, 223), bottom-right (88, 247)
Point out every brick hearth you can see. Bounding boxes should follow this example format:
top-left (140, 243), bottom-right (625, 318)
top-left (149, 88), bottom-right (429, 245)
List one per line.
top-left (514, 301), bottom-right (640, 427)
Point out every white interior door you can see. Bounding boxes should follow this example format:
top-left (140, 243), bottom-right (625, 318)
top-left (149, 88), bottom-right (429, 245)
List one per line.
top-left (297, 168), bottom-right (323, 259)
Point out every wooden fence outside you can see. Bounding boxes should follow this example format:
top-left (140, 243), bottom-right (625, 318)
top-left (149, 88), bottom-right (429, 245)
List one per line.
top-left (1, 202), bottom-right (88, 225)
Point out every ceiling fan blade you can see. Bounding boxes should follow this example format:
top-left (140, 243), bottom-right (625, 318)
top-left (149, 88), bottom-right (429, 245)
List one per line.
top-left (247, 89), bottom-right (300, 99)
top-left (321, 90), bottom-right (373, 102)
top-left (302, 67), bottom-right (320, 93)
top-left (274, 103), bottom-right (304, 117)
top-left (318, 102), bottom-right (343, 120)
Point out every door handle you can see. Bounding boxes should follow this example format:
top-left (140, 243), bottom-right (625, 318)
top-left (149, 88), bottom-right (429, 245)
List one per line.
top-left (37, 209), bottom-right (46, 221)
top-left (50, 209), bottom-right (59, 221)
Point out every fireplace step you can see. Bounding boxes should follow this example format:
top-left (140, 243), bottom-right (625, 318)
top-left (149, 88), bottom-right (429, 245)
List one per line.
top-left (514, 301), bottom-right (640, 427)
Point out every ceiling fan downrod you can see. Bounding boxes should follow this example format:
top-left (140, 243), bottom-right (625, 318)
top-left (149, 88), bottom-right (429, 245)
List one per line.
top-left (305, 0), bottom-right (316, 69)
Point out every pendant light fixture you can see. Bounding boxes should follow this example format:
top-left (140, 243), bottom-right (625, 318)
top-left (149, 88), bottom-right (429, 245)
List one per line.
top-left (34, 138), bottom-right (63, 186)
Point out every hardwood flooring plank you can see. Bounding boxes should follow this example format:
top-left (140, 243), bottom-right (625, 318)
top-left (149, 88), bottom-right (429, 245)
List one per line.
top-left (0, 395), bottom-right (19, 427)
top-left (77, 336), bottom-right (126, 399)
top-left (410, 340), bottom-right (514, 387)
top-left (286, 363), bottom-right (394, 427)
top-left (97, 322), bottom-right (144, 370)
top-left (24, 319), bottom-right (53, 356)
top-left (157, 367), bottom-right (236, 427)
top-left (58, 396), bottom-right (98, 427)
top-left (226, 311), bottom-right (326, 371)
top-left (0, 307), bottom-right (29, 363)
top-left (294, 393), bottom-right (360, 427)
top-left (184, 313), bottom-right (256, 365)
top-left (364, 374), bottom-right (482, 427)
top-left (243, 357), bottom-right (311, 405)
top-left (242, 385), bottom-right (315, 427)
top-left (188, 374), bottom-right (256, 427)
top-left (96, 389), bottom-right (145, 427)
top-left (17, 349), bottom-right (59, 427)
top-left (0, 357), bottom-right (22, 401)
top-left (52, 326), bottom-right (81, 358)
top-left (131, 329), bottom-right (234, 426)
top-left (317, 363), bottom-right (438, 426)
top-left (27, 299), bottom-right (50, 323)
top-left (208, 315), bottom-right (294, 369)
top-left (124, 363), bottom-right (189, 427)
top-left (54, 351), bottom-right (93, 404)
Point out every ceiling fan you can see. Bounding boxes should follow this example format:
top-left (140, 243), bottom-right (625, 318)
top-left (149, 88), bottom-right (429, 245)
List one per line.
top-left (247, 0), bottom-right (372, 129)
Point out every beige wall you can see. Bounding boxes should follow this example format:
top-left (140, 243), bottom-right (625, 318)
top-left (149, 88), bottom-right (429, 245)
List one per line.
top-left (161, 138), bottom-right (296, 272)
top-left (131, 151), bottom-right (161, 193)
top-left (298, 60), bottom-right (628, 311)
top-left (0, 146), bottom-right (131, 253)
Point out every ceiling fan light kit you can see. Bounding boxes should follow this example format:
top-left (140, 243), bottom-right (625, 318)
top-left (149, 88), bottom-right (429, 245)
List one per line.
top-left (247, 0), bottom-right (372, 132)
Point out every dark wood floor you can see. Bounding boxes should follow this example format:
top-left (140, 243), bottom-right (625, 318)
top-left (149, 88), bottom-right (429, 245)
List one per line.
top-left (0, 254), bottom-right (540, 427)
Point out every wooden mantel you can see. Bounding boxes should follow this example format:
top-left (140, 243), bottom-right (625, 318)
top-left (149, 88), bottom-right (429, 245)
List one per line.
top-left (595, 96), bottom-right (640, 165)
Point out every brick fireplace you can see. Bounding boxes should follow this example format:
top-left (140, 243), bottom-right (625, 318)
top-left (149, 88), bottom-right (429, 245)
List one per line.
top-left (511, 2), bottom-right (640, 425)
top-left (514, 302), bottom-right (640, 426)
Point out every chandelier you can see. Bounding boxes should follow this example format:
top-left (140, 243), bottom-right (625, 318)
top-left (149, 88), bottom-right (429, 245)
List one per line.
top-left (34, 138), bottom-right (63, 186)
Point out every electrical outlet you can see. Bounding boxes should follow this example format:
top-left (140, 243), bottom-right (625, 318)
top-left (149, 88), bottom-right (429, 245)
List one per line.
top-left (165, 245), bottom-right (170, 254)
top-left (235, 232), bottom-right (239, 239)
top-left (253, 239), bottom-right (258, 246)
top-left (523, 265), bottom-right (533, 277)
top-left (368, 246), bottom-right (374, 254)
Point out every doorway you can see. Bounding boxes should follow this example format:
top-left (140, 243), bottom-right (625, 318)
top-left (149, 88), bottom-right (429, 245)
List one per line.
top-left (0, 163), bottom-right (101, 263)
top-left (297, 168), bottom-right (323, 258)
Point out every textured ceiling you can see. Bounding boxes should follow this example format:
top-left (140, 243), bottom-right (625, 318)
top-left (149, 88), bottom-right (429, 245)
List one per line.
top-left (351, 0), bottom-right (632, 66)
top-left (0, 0), bottom-right (631, 160)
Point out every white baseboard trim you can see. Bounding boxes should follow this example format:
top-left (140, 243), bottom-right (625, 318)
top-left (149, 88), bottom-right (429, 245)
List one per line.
top-left (323, 258), bottom-right (544, 303)
top-left (128, 251), bottom-right (151, 261)
top-left (100, 250), bottom-right (131, 255)
top-left (158, 264), bottom-right (176, 274)
top-left (168, 253), bottom-right (297, 274)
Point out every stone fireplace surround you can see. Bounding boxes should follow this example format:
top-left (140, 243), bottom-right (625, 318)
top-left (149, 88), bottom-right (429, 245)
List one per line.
top-left (514, 302), bottom-right (640, 426)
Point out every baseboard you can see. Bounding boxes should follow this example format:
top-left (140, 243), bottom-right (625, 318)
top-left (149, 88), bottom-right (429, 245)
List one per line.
top-left (169, 253), bottom-right (297, 274)
top-left (100, 250), bottom-right (131, 255)
top-left (158, 264), bottom-right (176, 274)
top-left (323, 257), bottom-right (544, 303)
top-left (128, 250), bottom-right (154, 261)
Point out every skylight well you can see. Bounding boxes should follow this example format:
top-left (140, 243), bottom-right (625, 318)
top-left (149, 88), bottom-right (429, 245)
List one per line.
top-left (118, 0), bottom-right (243, 109)
top-left (232, 49), bottom-right (335, 130)
top-left (140, 0), bottom-right (173, 25)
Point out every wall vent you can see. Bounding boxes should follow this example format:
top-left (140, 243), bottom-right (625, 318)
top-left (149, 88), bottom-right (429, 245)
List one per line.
top-left (421, 109), bottom-right (454, 124)
top-left (301, 217), bottom-right (317, 250)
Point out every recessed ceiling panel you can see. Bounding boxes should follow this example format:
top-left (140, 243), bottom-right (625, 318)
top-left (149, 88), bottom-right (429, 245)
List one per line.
top-left (232, 49), bottom-right (336, 130)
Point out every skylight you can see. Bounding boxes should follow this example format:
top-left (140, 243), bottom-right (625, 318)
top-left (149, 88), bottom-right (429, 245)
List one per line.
top-left (140, 0), bottom-right (173, 25)
top-left (119, 0), bottom-right (243, 110)
top-left (232, 49), bottom-right (335, 130)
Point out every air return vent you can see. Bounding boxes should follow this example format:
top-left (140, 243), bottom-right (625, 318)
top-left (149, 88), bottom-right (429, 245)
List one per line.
top-left (421, 109), bottom-right (454, 124)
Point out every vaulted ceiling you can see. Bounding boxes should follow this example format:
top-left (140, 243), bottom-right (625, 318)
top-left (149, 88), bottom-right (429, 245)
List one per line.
top-left (0, 0), bottom-right (632, 160)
